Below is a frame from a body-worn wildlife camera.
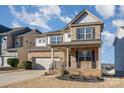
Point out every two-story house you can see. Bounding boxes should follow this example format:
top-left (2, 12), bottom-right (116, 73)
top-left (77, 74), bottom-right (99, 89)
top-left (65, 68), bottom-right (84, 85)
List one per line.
top-left (28, 9), bottom-right (104, 77)
top-left (113, 26), bottom-right (124, 77)
top-left (0, 26), bottom-right (40, 67)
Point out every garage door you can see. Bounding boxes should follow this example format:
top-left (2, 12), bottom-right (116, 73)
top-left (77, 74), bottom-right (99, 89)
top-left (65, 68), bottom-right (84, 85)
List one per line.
top-left (33, 58), bottom-right (58, 70)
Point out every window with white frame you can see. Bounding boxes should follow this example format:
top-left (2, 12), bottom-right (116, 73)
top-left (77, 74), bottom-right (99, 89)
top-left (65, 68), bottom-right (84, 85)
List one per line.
top-left (36, 38), bottom-right (46, 46)
top-left (77, 27), bottom-right (95, 40)
top-left (51, 36), bottom-right (62, 44)
top-left (38, 39), bottom-right (45, 44)
top-left (78, 50), bottom-right (92, 61)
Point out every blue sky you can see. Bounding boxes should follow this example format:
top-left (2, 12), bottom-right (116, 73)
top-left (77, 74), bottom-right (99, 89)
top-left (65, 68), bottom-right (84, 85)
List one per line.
top-left (0, 5), bottom-right (124, 64)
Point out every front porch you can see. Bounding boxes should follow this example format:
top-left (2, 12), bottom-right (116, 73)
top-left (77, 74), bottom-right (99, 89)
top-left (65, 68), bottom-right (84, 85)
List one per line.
top-left (49, 41), bottom-right (101, 77)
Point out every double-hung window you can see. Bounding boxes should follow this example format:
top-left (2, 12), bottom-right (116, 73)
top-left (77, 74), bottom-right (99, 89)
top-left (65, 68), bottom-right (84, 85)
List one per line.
top-left (38, 39), bottom-right (45, 44)
top-left (78, 50), bottom-right (92, 61)
top-left (51, 36), bottom-right (62, 44)
top-left (77, 27), bottom-right (95, 40)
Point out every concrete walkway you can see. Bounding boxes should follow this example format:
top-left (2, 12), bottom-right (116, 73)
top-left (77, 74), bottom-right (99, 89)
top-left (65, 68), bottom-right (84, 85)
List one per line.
top-left (0, 70), bottom-right (45, 87)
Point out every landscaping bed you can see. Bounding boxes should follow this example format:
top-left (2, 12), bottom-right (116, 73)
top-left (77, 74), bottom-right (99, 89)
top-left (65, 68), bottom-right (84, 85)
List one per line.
top-left (56, 75), bottom-right (104, 83)
top-left (3, 75), bottom-right (124, 88)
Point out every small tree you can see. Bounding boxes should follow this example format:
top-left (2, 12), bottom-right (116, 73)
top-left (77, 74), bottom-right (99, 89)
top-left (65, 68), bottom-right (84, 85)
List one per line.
top-left (7, 58), bottom-right (19, 67)
top-left (23, 61), bottom-right (32, 69)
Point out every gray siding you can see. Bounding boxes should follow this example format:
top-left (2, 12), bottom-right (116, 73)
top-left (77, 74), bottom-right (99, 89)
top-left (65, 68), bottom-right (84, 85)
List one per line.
top-left (115, 37), bottom-right (124, 75)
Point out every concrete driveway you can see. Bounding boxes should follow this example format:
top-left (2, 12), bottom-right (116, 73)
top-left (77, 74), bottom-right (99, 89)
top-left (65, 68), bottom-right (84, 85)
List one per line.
top-left (0, 70), bottom-right (45, 87)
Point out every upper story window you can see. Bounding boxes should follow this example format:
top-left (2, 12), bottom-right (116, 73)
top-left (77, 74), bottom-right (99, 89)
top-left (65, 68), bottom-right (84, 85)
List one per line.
top-left (68, 33), bottom-right (71, 38)
top-left (14, 38), bottom-right (22, 47)
top-left (1, 37), bottom-right (7, 44)
top-left (78, 50), bottom-right (92, 61)
top-left (50, 36), bottom-right (62, 44)
top-left (36, 38), bottom-right (46, 46)
top-left (77, 27), bottom-right (95, 40)
top-left (38, 39), bottom-right (45, 44)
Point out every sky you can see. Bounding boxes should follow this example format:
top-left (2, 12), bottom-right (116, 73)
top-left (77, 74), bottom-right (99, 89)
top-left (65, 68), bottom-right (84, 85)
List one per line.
top-left (0, 5), bottom-right (124, 64)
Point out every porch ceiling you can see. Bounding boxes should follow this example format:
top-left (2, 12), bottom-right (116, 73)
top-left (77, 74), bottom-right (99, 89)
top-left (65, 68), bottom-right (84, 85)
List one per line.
top-left (47, 40), bottom-right (101, 47)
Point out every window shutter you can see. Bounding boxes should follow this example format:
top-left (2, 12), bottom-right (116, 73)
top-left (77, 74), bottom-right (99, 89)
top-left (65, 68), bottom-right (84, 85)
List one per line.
top-left (93, 27), bottom-right (95, 39)
top-left (76, 50), bottom-right (78, 62)
top-left (92, 50), bottom-right (96, 69)
top-left (76, 29), bottom-right (79, 40)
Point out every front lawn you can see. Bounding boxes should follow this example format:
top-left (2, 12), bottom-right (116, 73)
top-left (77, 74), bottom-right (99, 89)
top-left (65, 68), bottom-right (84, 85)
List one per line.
top-left (2, 75), bottom-right (124, 88)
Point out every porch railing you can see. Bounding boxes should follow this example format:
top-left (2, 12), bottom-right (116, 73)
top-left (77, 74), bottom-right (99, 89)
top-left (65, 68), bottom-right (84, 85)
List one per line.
top-left (49, 60), bottom-right (66, 70)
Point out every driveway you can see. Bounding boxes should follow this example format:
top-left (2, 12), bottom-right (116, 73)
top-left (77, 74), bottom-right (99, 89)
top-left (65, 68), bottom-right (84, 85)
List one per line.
top-left (0, 70), bottom-right (45, 87)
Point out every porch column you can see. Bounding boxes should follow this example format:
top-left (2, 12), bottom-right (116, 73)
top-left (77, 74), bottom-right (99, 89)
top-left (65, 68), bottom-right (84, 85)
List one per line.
top-left (98, 47), bottom-right (101, 69)
top-left (66, 47), bottom-right (69, 70)
top-left (51, 47), bottom-right (54, 63)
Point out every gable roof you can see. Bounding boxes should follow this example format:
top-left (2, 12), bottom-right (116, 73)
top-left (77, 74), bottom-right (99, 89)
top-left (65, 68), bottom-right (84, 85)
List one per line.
top-left (14, 29), bottom-right (41, 37)
top-left (113, 26), bottom-right (124, 46)
top-left (0, 24), bottom-right (11, 33)
top-left (0, 27), bottom-right (31, 36)
top-left (64, 9), bottom-right (103, 29)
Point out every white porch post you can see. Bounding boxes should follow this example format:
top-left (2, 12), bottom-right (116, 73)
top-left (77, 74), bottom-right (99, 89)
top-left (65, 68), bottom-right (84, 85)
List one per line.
top-left (66, 47), bottom-right (69, 70)
top-left (51, 47), bottom-right (54, 63)
top-left (98, 47), bottom-right (101, 70)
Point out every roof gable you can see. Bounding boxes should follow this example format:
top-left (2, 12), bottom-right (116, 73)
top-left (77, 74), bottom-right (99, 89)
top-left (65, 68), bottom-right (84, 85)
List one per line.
top-left (0, 24), bottom-right (11, 33)
top-left (65, 9), bottom-right (103, 28)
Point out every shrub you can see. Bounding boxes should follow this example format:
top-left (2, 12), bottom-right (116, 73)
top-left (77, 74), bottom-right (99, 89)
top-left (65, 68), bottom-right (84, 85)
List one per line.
top-left (44, 72), bottom-right (48, 75)
top-left (23, 61), bottom-right (32, 69)
top-left (7, 58), bottom-right (19, 67)
top-left (17, 63), bottom-right (24, 69)
top-left (61, 69), bottom-right (69, 76)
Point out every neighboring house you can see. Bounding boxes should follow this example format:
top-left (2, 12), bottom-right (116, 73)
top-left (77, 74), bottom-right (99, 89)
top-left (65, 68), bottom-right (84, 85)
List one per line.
top-left (113, 26), bottom-right (124, 77)
top-left (28, 9), bottom-right (104, 77)
top-left (0, 25), bottom-right (40, 67)
top-left (102, 63), bottom-right (115, 76)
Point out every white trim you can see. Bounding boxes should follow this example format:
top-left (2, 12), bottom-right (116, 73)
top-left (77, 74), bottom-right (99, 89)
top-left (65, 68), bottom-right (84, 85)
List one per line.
top-left (51, 48), bottom-right (54, 63)
top-left (66, 48), bottom-right (69, 70)
top-left (68, 9), bottom-right (103, 26)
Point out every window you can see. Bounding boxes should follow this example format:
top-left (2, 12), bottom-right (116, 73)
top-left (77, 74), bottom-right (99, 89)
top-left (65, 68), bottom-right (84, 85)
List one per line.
top-left (77, 27), bottom-right (95, 40)
top-left (38, 39), bottom-right (46, 44)
top-left (51, 36), bottom-right (62, 44)
top-left (14, 38), bottom-right (22, 47)
top-left (68, 34), bottom-right (71, 38)
top-left (78, 50), bottom-right (92, 61)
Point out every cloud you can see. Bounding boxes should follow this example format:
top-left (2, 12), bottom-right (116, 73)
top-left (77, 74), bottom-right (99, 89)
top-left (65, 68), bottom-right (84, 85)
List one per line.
top-left (8, 5), bottom-right (72, 31)
top-left (9, 6), bottom-right (51, 31)
top-left (119, 5), bottom-right (124, 14)
top-left (101, 31), bottom-right (115, 46)
top-left (95, 5), bottom-right (115, 19)
top-left (12, 21), bottom-right (22, 27)
top-left (60, 16), bottom-right (72, 23)
top-left (37, 5), bottom-right (72, 23)
top-left (112, 19), bottom-right (124, 27)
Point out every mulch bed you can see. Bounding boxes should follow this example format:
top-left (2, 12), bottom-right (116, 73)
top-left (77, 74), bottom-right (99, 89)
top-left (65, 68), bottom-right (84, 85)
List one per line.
top-left (56, 75), bottom-right (104, 83)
